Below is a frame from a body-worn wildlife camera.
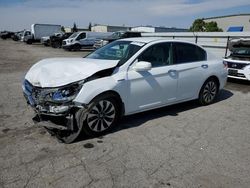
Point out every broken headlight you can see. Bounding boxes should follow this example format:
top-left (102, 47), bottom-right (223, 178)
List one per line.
top-left (45, 81), bottom-right (84, 103)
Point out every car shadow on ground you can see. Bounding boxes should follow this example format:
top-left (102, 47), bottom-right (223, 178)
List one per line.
top-left (227, 78), bottom-right (250, 85)
top-left (226, 78), bottom-right (250, 94)
top-left (77, 89), bottom-right (233, 142)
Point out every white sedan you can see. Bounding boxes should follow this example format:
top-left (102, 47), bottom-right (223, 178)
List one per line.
top-left (23, 38), bottom-right (228, 143)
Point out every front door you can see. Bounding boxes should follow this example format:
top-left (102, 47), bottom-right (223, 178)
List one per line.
top-left (126, 42), bottom-right (178, 114)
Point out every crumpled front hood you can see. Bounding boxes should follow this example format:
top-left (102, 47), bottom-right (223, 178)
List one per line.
top-left (25, 58), bottom-right (118, 88)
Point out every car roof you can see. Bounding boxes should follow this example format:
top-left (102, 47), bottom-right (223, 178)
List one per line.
top-left (119, 37), bottom-right (163, 43)
top-left (119, 37), bottom-right (205, 49)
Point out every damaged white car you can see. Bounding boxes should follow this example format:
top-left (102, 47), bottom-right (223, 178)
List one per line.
top-left (23, 38), bottom-right (227, 143)
top-left (224, 38), bottom-right (250, 80)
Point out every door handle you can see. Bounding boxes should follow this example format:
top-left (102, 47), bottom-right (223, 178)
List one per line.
top-left (201, 64), bottom-right (208, 69)
top-left (168, 69), bottom-right (177, 76)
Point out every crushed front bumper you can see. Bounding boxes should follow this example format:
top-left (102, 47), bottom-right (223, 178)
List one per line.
top-left (22, 80), bottom-right (86, 130)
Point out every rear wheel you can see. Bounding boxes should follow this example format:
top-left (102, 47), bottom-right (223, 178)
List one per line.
top-left (198, 78), bottom-right (219, 105)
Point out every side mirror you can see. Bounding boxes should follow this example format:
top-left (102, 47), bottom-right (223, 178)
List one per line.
top-left (133, 61), bottom-right (152, 72)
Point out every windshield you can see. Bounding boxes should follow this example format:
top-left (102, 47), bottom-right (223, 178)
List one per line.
top-left (86, 40), bottom-right (145, 64)
top-left (231, 48), bottom-right (250, 57)
top-left (111, 32), bottom-right (124, 38)
top-left (68, 32), bottom-right (79, 39)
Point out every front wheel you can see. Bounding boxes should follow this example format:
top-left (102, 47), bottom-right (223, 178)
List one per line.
top-left (52, 41), bottom-right (61, 48)
top-left (77, 96), bottom-right (120, 137)
top-left (73, 44), bottom-right (81, 51)
top-left (26, 39), bottom-right (32, 44)
top-left (198, 78), bottom-right (219, 105)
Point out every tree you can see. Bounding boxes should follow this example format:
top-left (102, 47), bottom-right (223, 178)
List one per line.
top-left (72, 22), bottom-right (78, 32)
top-left (61, 26), bottom-right (65, 33)
top-left (205, 21), bottom-right (223, 32)
top-left (190, 19), bottom-right (223, 32)
top-left (88, 22), bottom-right (92, 31)
top-left (190, 19), bottom-right (205, 32)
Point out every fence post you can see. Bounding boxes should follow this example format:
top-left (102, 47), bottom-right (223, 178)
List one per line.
top-left (225, 36), bottom-right (230, 57)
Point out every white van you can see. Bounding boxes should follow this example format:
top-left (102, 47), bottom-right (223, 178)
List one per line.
top-left (62, 31), bottom-right (111, 51)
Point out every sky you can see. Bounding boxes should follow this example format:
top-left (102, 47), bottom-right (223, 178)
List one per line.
top-left (0, 0), bottom-right (250, 31)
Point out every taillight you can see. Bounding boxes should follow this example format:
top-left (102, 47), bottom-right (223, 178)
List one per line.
top-left (223, 61), bottom-right (228, 69)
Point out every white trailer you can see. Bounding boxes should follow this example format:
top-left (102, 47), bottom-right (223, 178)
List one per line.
top-left (24, 24), bottom-right (61, 44)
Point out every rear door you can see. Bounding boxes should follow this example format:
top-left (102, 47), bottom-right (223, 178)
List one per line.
top-left (172, 42), bottom-right (207, 100)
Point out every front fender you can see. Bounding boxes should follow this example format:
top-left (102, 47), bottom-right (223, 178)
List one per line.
top-left (73, 76), bottom-right (125, 105)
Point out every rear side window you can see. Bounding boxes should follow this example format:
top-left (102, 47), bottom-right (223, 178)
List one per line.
top-left (173, 42), bottom-right (206, 64)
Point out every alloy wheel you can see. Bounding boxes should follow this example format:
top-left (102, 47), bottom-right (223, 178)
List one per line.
top-left (202, 81), bottom-right (217, 103)
top-left (86, 100), bottom-right (116, 132)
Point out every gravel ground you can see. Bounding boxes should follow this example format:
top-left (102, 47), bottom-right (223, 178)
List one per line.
top-left (0, 39), bottom-right (250, 188)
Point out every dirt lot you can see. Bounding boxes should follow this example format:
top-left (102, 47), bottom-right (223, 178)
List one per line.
top-left (0, 39), bottom-right (250, 188)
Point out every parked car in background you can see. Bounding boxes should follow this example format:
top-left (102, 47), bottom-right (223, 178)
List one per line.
top-left (12, 30), bottom-right (24, 41)
top-left (224, 38), bottom-right (250, 81)
top-left (50, 32), bottom-right (73, 48)
top-left (41, 32), bottom-right (63, 46)
top-left (94, 31), bottom-right (142, 49)
top-left (22, 38), bottom-right (227, 143)
top-left (24, 24), bottom-right (61, 44)
top-left (62, 31), bottom-right (111, 51)
top-left (0, 31), bottom-right (15, 39)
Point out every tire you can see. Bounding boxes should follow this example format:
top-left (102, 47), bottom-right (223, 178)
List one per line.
top-left (198, 78), bottom-right (219, 105)
top-left (54, 113), bottom-right (84, 144)
top-left (26, 39), bottom-right (32, 44)
top-left (73, 44), bottom-right (81, 51)
top-left (52, 41), bottom-right (60, 48)
top-left (44, 42), bottom-right (49, 47)
top-left (77, 95), bottom-right (120, 137)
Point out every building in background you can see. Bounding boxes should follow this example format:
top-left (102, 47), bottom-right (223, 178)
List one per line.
top-left (132, 26), bottom-right (188, 33)
top-left (92, 24), bottom-right (188, 33)
top-left (203, 14), bottom-right (250, 32)
top-left (91, 24), bottom-right (131, 32)
top-left (63, 27), bottom-right (89, 33)
top-left (131, 26), bottom-right (155, 33)
top-left (154, 27), bottom-right (188, 32)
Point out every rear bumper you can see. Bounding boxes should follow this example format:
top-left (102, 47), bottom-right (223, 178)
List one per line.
top-left (220, 71), bottom-right (228, 89)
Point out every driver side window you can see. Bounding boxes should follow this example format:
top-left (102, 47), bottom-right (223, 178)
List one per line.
top-left (138, 43), bottom-right (172, 67)
top-left (76, 33), bottom-right (86, 40)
